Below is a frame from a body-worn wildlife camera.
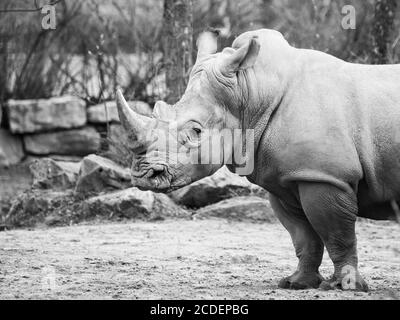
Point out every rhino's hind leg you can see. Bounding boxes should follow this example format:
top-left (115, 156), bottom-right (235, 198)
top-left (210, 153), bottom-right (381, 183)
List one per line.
top-left (298, 182), bottom-right (369, 292)
top-left (270, 195), bottom-right (325, 289)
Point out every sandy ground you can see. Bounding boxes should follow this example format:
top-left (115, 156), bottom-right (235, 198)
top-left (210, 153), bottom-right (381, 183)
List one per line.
top-left (0, 219), bottom-right (399, 300)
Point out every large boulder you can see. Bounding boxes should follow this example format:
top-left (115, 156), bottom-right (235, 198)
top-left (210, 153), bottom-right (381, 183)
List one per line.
top-left (194, 196), bottom-right (276, 223)
top-left (87, 100), bottom-right (152, 124)
top-left (25, 155), bottom-right (83, 163)
top-left (74, 154), bottom-right (131, 196)
top-left (6, 96), bottom-right (86, 134)
top-left (4, 187), bottom-right (189, 228)
top-left (24, 127), bottom-right (100, 156)
top-left (169, 166), bottom-right (268, 208)
top-left (0, 129), bottom-right (24, 167)
top-left (29, 158), bottom-right (81, 190)
top-left (81, 188), bottom-right (188, 220)
top-left (5, 190), bottom-right (77, 228)
top-left (0, 163), bottom-right (33, 219)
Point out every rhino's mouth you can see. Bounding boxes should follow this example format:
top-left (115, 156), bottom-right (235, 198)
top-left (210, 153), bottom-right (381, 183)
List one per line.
top-left (131, 162), bottom-right (175, 192)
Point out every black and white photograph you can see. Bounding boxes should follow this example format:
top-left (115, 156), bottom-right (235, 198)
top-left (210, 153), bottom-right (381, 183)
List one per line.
top-left (1, 0), bottom-right (400, 305)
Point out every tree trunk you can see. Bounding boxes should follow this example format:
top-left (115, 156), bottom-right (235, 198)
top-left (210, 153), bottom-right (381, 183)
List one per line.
top-left (162, 0), bottom-right (193, 104)
top-left (372, 0), bottom-right (397, 64)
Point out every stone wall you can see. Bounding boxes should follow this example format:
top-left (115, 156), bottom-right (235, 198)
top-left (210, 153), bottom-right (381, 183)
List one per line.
top-left (0, 96), bottom-right (152, 167)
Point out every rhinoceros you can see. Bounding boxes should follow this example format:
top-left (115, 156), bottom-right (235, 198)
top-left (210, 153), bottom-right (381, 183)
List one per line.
top-left (115, 29), bottom-right (400, 292)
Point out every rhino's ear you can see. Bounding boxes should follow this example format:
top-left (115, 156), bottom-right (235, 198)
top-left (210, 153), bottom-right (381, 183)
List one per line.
top-left (221, 36), bottom-right (260, 75)
top-left (196, 30), bottom-right (219, 60)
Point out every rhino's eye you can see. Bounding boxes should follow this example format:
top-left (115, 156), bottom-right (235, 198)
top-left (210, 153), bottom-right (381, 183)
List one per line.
top-left (178, 128), bottom-right (201, 148)
top-left (187, 128), bottom-right (200, 142)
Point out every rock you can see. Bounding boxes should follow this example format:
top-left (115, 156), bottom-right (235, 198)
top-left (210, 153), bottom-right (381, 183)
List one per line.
top-left (25, 155), bottom-right (83, 163)
top-left (24, 127), bottom-right (100, 156)
top-left (169, 166), bottom-right (268, 208)
top-left (152, 193), bottom-right (189, 219)
top-left (0, 163), bottom-right (33, 202)
top-left (82, 188), bottom-right (188, 220)
top-left (5, 190), bottom-right (77, 228)
top-left (29, 158), bottom-right (81, 190)
top-left (74, 154), bottom-right (131, 196)
top-left (5, 187), bottom-right (188, 228)
top-left (0, 162), bottom-right (33, 222)
top-left (0, 129), bottom-right (24, 167)
top-left (87, 100), bottom-right (152, 124)
top-left (6, 96), bottom-right (86, 134)
top-left (44, 214), bottom-right (64, 227)
top-left (45, 155), bottom-right (82, 162)
top-left (194, 196), bottom-right (276, 223)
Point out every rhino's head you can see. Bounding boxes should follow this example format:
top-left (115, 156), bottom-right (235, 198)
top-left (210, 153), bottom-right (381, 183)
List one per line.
top-left (116, 30), bottom-right (263, 192)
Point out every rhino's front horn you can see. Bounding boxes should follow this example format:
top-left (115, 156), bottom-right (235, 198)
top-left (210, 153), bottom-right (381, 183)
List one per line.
top-left (116, 89), bottom-right (154, 149)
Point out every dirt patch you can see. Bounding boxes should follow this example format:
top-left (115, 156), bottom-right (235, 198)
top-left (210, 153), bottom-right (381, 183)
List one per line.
top-left (0, 219), bottom-right (399, 299)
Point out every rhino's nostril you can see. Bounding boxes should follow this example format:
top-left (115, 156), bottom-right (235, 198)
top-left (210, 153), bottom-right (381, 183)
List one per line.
top-left (152, 168), bottom-right (165, 178)
top-left (144, 166), bottom-right (165, 180)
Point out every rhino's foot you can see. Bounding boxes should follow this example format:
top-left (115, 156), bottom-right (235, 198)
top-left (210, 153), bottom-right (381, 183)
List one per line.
top-left (319, 274), bottom-right (369, 292)
top-left (278, 271), bottom-right (324, 290)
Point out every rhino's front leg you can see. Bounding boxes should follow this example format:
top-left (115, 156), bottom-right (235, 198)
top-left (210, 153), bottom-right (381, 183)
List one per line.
top-left (298, 182), bottom-right (369, 292)
top-left (270, 195), bottom-right (325, 289)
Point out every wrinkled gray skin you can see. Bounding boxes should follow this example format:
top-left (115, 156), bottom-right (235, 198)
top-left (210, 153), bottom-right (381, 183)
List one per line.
top-left (116, 29), bottom-right (400, 292)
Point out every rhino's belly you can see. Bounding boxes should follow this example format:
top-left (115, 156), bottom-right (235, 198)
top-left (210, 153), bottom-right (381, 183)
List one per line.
top-left (357, 199), bottom-right (398, 220)
top-left (356, 172), bottom-right (400, 221)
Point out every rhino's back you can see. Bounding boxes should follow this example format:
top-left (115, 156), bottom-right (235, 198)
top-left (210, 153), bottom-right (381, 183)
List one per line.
top-left (257, 54), bottom-right (400, 213)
